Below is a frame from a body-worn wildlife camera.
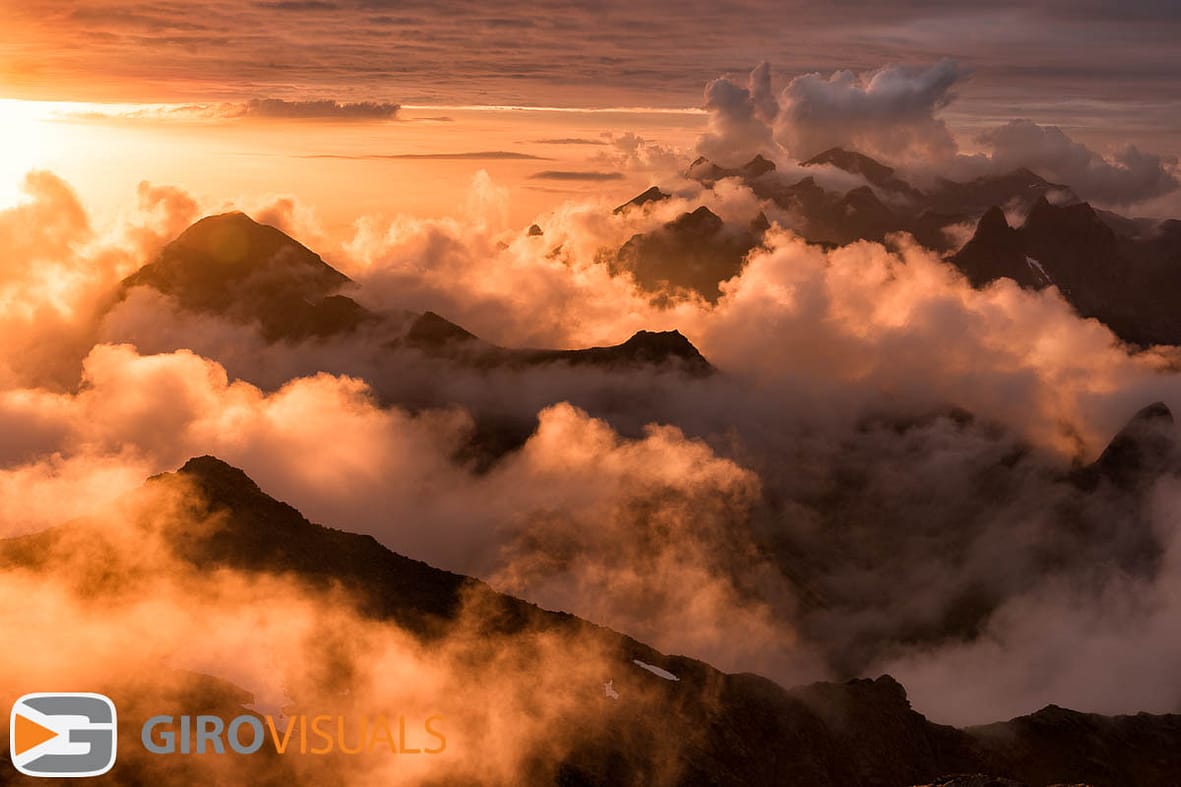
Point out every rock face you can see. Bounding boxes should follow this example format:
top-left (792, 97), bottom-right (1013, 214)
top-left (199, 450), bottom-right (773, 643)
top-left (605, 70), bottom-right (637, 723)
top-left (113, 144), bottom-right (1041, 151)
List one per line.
top-left (613, 185), bottom-right (671, 214)
top-left (952, 197), bottom-right (1181, 346)
top-left (618, 147), bottom-right (1181, 347)
top-left (804, 146), bottom-right (925, 201)
top-left (615, 206), bottom-right (762, 302)
top-left (1, 457), bottom-right (1178, 786)
top-left (122, 212), bottom-right (370, 341)
top-left (396, 311), bottom-right (714, 376)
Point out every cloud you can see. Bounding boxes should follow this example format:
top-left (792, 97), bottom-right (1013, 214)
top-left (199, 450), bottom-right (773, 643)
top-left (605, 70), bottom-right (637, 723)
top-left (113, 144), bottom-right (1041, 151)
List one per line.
top-left (0, 461), bottom-right (690, 785)
top-left (594, 132), bottom-right (683, 173)
top-left (532, 138), bottom-right (609, 146)
top-left (9, 152), bottom-right (1181, 734)
top-left (773, 59), bottom-right (969, 162)
top-left (300, 151), bottom-right (548, 160)
top-left (528, 170), bottom-right (624, 181)
top-left (976, 119), bottom-right (1179, 205)
top-left (255, 0), bottom-right (339, 9)
top-left (696, 63), bottom-right (780, 166)
top-left (235, 98), bottom-right (400, 119)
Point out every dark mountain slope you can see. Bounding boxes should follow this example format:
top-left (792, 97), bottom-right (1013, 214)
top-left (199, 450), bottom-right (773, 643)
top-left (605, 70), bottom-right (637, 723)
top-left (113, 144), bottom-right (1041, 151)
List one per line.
top-left (122, 212), bottom-right (372, 341)
top-left (1, 457), bottom-right (1178, 785)
top-left (117, 213), bottom-right (716, 377)
top-left (951, 197), bottom-right (1181, 346)
top-left (614, 205), bottom-right (763, 302)
top-left (396, 311), bottom-right (714, 377)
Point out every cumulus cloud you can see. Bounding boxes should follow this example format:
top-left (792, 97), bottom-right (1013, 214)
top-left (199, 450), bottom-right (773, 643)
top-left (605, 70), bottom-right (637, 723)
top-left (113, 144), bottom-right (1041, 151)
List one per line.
top-left (592, 132), bottom-right (684, 173)
top-left (692, 61), bottom-right (1177, 207)
top-left (694, 59), bottom-right (969, 167)
top-left (976, 119), bottom-right (1179, 205)
top-left (696, 62), bottom-right (781, 166)
top-left (773, 59), bottom-right (968, 162)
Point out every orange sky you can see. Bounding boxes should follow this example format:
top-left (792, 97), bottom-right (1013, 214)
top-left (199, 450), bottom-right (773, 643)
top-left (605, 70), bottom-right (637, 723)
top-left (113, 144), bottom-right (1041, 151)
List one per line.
top-left (2, 1), bottom-right (1179, 229)
top-left (0, 100), bottom-right (708, 231)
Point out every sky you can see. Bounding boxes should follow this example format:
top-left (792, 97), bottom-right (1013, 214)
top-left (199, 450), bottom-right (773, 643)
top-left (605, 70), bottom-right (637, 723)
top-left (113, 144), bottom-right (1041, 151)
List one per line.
top-left (2, 0), bottom-right (1180, 229)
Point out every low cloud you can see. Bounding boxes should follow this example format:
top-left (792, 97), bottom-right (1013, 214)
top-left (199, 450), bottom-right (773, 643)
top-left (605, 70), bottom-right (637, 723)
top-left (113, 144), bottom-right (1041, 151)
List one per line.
top-left (532, 138), bottom-right (609, 146)
top-left (300, 151), bottom-right (549, 160)
top-left (528, 170), bottom-right (624, 181)
top-left (235, 98), bottom-right (400, 119)
top-left (976, 119), bottom-right (1179, 205)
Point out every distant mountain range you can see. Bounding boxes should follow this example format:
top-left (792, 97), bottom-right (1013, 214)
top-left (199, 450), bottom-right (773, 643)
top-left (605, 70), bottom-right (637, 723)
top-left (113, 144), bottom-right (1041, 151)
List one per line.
top-left (1, 456), bottom-right (1177, 786)
top-left (615, 148), bottom-right (1181, 347)
top-left (119, 211), bottom-right (712, 376)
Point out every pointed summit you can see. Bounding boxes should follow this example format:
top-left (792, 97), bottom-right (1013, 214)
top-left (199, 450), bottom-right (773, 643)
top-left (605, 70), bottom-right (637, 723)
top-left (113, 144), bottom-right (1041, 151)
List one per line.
top-left (404, 310), bottom-right (481, 348)
top-left (121, 212), bottom-right (370, 341)
top-left (614, 186), bottom-right (671, 214)
top-left (1074, 403), bottom-right (1176, 491)
top-left (740, 154), bottom-right (777, 179)
top-left (688, 154), bottom-right (775, 184)
top-left (804, 147), bottom-right (896, 184)
top-left (976, 205), bottom-right (1011, 236)
top-left (127, 212), bottom-right (349, 299)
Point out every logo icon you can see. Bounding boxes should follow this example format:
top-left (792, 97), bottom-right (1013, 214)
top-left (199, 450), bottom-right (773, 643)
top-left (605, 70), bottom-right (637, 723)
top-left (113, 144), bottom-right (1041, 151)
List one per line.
top-left (10, 693), bottom-right (117, 778)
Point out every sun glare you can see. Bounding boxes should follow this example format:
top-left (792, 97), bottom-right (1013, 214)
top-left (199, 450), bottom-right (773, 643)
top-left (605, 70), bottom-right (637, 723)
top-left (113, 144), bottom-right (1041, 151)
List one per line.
top-left (0, 99), bottom-right (59, 208)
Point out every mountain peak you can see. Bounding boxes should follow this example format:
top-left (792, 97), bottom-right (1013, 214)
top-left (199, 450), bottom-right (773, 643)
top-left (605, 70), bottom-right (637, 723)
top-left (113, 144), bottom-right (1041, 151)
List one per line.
top-left (742, 154), bottom-right (777, 178)
top-left (404, 310), bottom-right (481, 348)
top-left (804, 147), bottom-right (895, 181)
top-left (1079, 402), bottom-right (1176, 490)
top-left (616, 329), bottom-right (713, 374)
top-left (667, 205), bottom-right (724, 236)
top-left (121, 212), bottom-right (366, 341)
top-left (176, 455), bottom-right (262, 496)
top-left (125, 212), bottom-right (350, 300)
top-left (977, 205), bottom-right (1011, 235)
top-left (161, 212), bottom-right (340, 275)
top-left (688, 155), bottom-right (775, 184)
top-left (613, 185), bottom-right (670, 214)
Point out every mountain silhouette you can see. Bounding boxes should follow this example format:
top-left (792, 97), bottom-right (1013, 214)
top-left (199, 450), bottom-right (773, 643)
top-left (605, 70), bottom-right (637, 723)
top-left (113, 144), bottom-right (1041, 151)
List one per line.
top-left (952, 197), bottom-right (1181, 346)
top-left (122, 212), bottom-right (371, 341)
top-left (2, 457), bottom-right (1179, 786)
top-left (622, 147), bottom-right (1181, 346)
top-left (615, 206), bottom-right (762, 302)
top-left (394, 311), bottom-right (714, 379)
top-left (118, 213), bottom-right (717, 376)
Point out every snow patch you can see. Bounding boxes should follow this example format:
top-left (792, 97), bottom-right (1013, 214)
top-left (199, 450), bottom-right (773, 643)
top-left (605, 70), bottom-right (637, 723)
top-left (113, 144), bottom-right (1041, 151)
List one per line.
top-left (633, 659), bottom-right (680, 681)
top-left (1025, 256), bottom-right (1053, 286)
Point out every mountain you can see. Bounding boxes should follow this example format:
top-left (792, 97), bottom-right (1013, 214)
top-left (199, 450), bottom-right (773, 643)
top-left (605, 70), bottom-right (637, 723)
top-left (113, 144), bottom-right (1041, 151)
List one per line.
top-left (614, 206), bottom-right (763, 302)
top-left (397, 311), bottom-right (714, 376)
top-left (765, 402), bottom-right (1177, 674)
top-left (679, 151), bottom-right (970, 251)
top-left (926, 168), bottom-right (1077, 216)
top-left (2, 456), bottom-right (1179, 785)
top-left (122, 212), bottom-right (372, 341)
top-left (613, 185), bottom-right (670, 214)
top-left (686, 154), bottom-right (777, 184)
top-left (117, 213), bottom-right (716, 376)
top-left (951, 197), bottom-right (1181, 346)
top-left (803, 146), bottom-right (924, 201)
top-left (624, 148), bottom-right (1181, 347)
